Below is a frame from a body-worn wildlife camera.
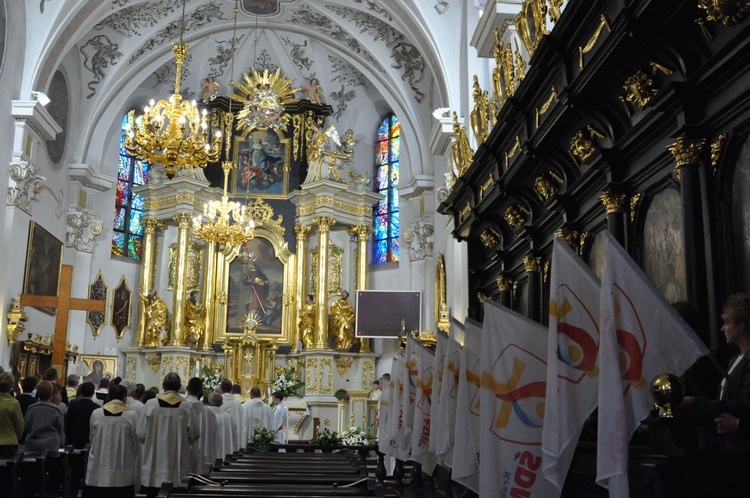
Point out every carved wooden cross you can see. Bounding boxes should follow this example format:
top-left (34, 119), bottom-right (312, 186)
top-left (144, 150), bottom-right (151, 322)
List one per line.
top-left (20, 264), bottom-right (106, 376)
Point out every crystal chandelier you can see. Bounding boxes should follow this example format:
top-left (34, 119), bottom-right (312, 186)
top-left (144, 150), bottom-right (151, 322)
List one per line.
top-left (192, 160), bottom-right (255, 244)
top-left (124, 0), bottom-right (222, 179)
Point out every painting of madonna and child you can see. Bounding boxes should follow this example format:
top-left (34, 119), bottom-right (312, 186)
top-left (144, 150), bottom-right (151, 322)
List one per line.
top-left (226, 237), bottom-right (284, 335)
top-left (232, 128), bottom-right (289, 198)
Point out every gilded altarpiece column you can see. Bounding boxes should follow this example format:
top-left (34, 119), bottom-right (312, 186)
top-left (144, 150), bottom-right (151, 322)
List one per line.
top-left (313, 217), bottom-right (335, 349)
top-left (347, 225), bottom-right (373, 353)
top-left (294, 225), bottom-right (312, 351)
top-left (201, 240), bottom-right (217, 350)
top-left (170, 213), bottom-right (191, 346)
top-left (137, 219), bottom-right (162, 347)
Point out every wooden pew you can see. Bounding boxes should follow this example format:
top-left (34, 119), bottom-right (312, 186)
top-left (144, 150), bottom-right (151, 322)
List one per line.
top-left (0, 452), bottom-right (21, 498)
top-left (157, 445), bottom-right (377, 497)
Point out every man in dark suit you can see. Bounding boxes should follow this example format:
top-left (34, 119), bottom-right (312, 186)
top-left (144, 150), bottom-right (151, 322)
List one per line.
top-left (17, 376), bottom-right (38, 416)
top-left (65, 382), bottom-right (98, 449)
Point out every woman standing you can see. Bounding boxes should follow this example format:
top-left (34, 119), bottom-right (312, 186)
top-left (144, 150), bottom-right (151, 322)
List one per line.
top-left (24, 381), bottom-right (65, 453)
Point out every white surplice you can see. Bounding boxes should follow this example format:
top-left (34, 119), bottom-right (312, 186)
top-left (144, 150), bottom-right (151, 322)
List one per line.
top-left (125, 396), bottom-right (144, 420)
top-left (220, 393), bottom-right (243, 450)
top-left (184, 395), bottom-right (218, 474)
top-left (240, 398), bottom-right (273, 446)
top-left (137, 391), bottom-right (196, 488)
top-left (86, 400), bottom-right (140, 488)
top-left (272, 401), bottom-right (288, 444)
top-left (209, 405), bottom-right (236, 461)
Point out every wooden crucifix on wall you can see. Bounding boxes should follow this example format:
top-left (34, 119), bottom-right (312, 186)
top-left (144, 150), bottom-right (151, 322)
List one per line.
top-left (20, 264), bottom-right (106, 378)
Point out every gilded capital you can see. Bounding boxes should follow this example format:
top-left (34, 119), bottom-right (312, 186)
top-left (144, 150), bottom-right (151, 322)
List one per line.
top-left (667, 137), bottom-right (705, 167)
top-left (313, 216), bottom-right (336, 232)
top-left (294, 224), bottom-right (312, 238)
top-left (556, 228), bottom-right (579, 248)
top-left (523, 256), bottom-right (541, 272)
top-left (496, 276), bottom-right (513, 292)
top-left (174, 213), bottom-right (192, 229)
top-left (347, 225), bottom-right (374, 240)
top-left (143, 219), bottom-right (161, 235)
top-left (599, 192), bottom-right (627, 214)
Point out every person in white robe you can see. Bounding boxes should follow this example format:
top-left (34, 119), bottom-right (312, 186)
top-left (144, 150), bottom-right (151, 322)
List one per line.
top-left (239, 387), bottom-right (273, 446)
top-left (119, 378), bottom-right (144, 420)
top-left (84, 384), bottom-right (139, 498)
top-left (272, 391), bottom-right (289, 445)
top-left (219, 380), bottom-right (243, 451)
top-left (184, 378), bottom-right (217, 475)
top-left (137, 373), bottom-right (197, 491)
top-left (208, 392), bottom-right (236, 462)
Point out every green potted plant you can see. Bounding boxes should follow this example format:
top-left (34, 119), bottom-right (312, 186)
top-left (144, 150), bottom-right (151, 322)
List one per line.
top-left (251, 427), bottom-right (276, 452)
top-left (315, 428), bottom-right (338, 452)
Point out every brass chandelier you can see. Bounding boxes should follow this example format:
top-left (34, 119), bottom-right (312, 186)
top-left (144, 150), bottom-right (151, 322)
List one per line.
top-left (192, 0), bottom-right (254, 245)
top-left (192, 160), bottom-right (255, 244)
top-left (124, 0), bottom-right (222, 179)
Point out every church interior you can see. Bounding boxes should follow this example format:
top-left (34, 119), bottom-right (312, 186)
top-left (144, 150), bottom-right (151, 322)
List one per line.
top-left (1, 0), bottom-right (750, 496)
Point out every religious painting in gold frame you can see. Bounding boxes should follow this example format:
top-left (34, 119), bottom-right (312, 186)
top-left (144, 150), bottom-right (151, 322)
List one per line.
top-left (231, 127), bottom-right (290, 198)
top-left (80, 354), bottom-right (118, 384)
top-left (111, 275), bottom-right (132, 341)
top-left (86, 271), bottom-right (108, 339)
top-left (214, 223), bottom-right (295, 344)
top-left (23, 221), bottom-right (64, 315)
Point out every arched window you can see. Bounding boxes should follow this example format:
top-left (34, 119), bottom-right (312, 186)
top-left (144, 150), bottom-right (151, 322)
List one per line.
top-left (373, 114), bottom-right (400, 264)
top-left (112, 110), bottom-right (149, 259)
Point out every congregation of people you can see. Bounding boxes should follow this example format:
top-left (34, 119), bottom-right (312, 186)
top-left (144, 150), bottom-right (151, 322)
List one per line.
top-left (0, 368), bottom-right (289, 497)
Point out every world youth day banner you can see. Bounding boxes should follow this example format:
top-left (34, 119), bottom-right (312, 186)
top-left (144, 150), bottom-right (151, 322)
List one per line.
top-left (436, 321), bottom-right (463, 466)
top-left (481, 300), bottom-right (559, 498)
top-left (543, 236), bottom-right (601, 490)
top-left (452, 318), bottom-right (482, 493)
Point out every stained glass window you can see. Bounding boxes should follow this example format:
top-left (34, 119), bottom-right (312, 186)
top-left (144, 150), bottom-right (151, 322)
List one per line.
top-left (373, 114), bottom-right (400, 264)
top-left (112, 110), bottom-right (149, 259)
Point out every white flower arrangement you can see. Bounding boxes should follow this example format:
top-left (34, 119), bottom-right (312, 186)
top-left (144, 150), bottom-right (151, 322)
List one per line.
top-left (201, 365), bottom-right (222, 396)
top-left (338, 426), bottom-right (368, 446)
top-left (272, 367), bottom-right (304, 397)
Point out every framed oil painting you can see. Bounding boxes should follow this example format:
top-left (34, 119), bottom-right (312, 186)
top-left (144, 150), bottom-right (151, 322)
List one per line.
top-left (226, 237), bottom-right (285, 334)
top-left (111, 275), bottom-right (132, 341)
top-left (23, 221), bottom-right (64, 312)
top-left (232, 127), bottom-right (290, 198)
top-left (80, 354), bottom-right (118, 384)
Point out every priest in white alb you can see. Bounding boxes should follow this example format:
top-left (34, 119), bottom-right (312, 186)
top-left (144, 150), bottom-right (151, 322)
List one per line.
top-left (184, 377), bottom-right (217, 475)
top-left (240, 387), bottom-right (273, 446)
top-left (137, 373), bottom-right (198, 492)
top-left (84, 384), bottom-right (139, 498)
top-left (219, 379), bottom-right (243, 451)
top-left (208, 392), bottom-right (236, 462)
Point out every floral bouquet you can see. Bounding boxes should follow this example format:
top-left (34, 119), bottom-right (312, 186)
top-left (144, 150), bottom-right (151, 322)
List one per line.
top-left (201, 365), bottom-right (221, 396)
top-left (272, 367), bottom-right (305, 397)
top-left (338, 426), bottom-right (369, 446)
top-left (315, 428), bottom-right (338, 448)
top-left (251, 427), bottom-right (276, 450)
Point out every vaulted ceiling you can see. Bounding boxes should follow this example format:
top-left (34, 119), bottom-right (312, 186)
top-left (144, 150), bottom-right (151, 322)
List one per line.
top-left (25, 0), bottom-right (459, 177)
